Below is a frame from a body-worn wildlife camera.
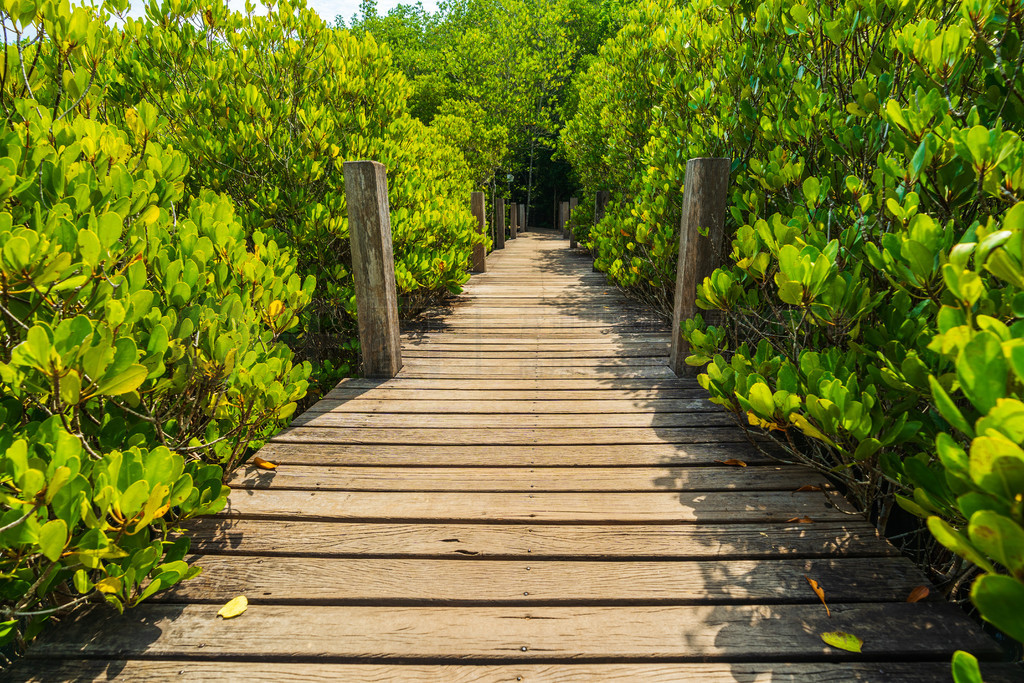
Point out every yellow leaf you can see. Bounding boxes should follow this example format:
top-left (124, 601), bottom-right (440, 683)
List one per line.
top-left (268, 300), bottom-right (284, 318)
top-left (218, 595), bottom-right (248, 619)
top-left (805, 575), bottom-right (830, 617)
top-left (252, 456), bottom-right (277, 470)
top-left (715, 459), bottom-right (748, 467)
top-left (95, 577), bottom-right (122, 594)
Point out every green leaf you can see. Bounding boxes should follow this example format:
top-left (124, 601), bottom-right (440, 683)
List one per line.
top-left (927, 516), bottom-right (995, 573)
top-left (93, 364), bottom-right (148, 396)
top-left (38, 519), bottom-right (68, 562)
top-left (957, 333), bottom-right (1006, 415)
top-left (929, 376), bottom-right (974, 437)
top-left (802, 177), bottom-right (820, 205)
top-left (747, 382), bottom-right (775, 417)
top-left (820, 631), bottom-right (863, 652)
top-left (971, 573), bottom-right (1024, 643)
top-left (951, 650), bottom-right (983, 683)
top-left (968, 510), bottom-right (1024, 575)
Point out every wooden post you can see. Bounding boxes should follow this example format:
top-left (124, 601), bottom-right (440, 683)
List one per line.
top-left (559, 201), bottom-right (569, 239)
top-left (495, 197), bottom-right (506, 249)
top-left (471, 191), bottom-right (486, 273)
top-left (569, 196), bottom-right (578, 248)
top-left (519, 204), bottom-right (526, 233)
top-left (592, 191), bottom-right (610, 271)
top-left (595, 191), bottom-right (610, 222)
top-left (509, 202), bottom-right (518, 239)
top-left (670, 157), bottom-right (731, 377)
top-left (342, 160), bottom-right (403, 379)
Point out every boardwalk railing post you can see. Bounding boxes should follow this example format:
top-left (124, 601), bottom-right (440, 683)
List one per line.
top-left (519, 204), bottom-right (526, 233)
top-left (342, 160), bottom-right (403, 379)
top-left (509, 202), bottom-right (518, 239)
top-left (569, 196), bottom-right (579, 248)
top-left (471, 191), bottom-right (487, 273)
top-left (559, 201), bottom-right (569, 239)
top-left (495, 197), bottom-right (506, 250)
top-left (669, 157), bottom-right (731, 377)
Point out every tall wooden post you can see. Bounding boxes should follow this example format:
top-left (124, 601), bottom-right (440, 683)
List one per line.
top-left (495, 197), bottom-right (506, 250)
top-left (471, 191), bottom-right (486, 273)
top-left (559, 201), bottom-right (569, 239)
top-left (670, 157), bottom-right (731, 377)
top-left (519, 204), bottom-right (526, 233)
top-left (342, 160), bottom-right (403, 378)
top-left (509, 203), bottom-right (518, 239)
top-left (595, 191), bottom-right (610, 222)
top-left (569, 196), bottom-right (579, 248)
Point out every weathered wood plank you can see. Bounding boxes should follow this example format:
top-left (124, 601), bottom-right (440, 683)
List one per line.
top-left (400, 357), bottom-right (669, 367)
top-left (286, 412), bottom-right (735, 430)
top-left (323, 388), bottom-right (709, 402)
top-left (160, 556), bottom-right (928, 604)
top-left (182, 519), bottom-right (897, 558)
top-left (28, 603), bottom-right (1001, 660)
top-left (15, 661), bottom-right (1024, 683)
top-left (305, 398), bottom-right (718, 414)
top-left (216, 489), bottom-right (856, 522)
top-left (254, 442), bottom-right (769, 466)
top-left (226, 464), bottom-right (826, 492)
top-left (327, 377), bottom-right (698, 392)
top-left (270, 426), bottom-right (748, 445)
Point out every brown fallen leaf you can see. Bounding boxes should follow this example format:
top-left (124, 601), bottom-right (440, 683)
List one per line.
top-left (805, 575), bottom-right (830, 617)
top-left (715, 459), bottom-right (748, 467)
top-left (252, 456), bottom-right (277, 470)
top-left (906, 585), bottom-right (930, 603)
top-left (786, 516), bottom-right (814, 523)
top-left (794, 484), bottom-right (822, 492)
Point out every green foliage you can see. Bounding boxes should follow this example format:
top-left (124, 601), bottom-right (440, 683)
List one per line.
top-left (561, 0), bottom-right (1024, 654)
top-left (111, 0), bottom-right (479, 383)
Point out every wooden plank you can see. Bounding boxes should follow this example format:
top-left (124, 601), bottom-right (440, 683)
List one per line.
top-left (226, 465), bottom-right (826, 492)
top-left (160, 556), bottom-right (928, 604)
top-left (306, 398), bottom-right (726, 414)
top-left (216, 489), bottom-right (856, 522)
top-left (318, 390), bottom-right (710, 403)
top-left (15, 661), bottom-right (1024, 683)
top-left (183, 519), bottom-right (897, 558)
top-left (400, 357), bottom-right (669, 367)
top-left (286, 412), bottom-right (735, 430)
top-left (330, 378), bottom-right (700, 390)
top-left (402, 348), bottom-right (668, 358)
top-left (254, 442), bottom-right (770, 466)
top-left (270, 426), bottom-right (749, 445)
top-left (396, 367), bottom-right (678, 379)
top-left (28, 603), bottom-right (1002, 660)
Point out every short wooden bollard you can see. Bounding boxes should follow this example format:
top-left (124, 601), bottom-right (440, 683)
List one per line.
top-left (519, 204), bottom-right (526, 233)
top-left (342, 160), bottom-right (403, 378)
top-left (559, 201), bottom-right (569, 239)
top-left (471, 191), bottom-right (486, 273)
top-left (495, 197), bottom-right (506, 249)
top-left (509, 203), bottom-right (518, 239)
top-left (569, 196), bottom-right (579, 248)
top-left (669, 157), bottom-right (731, 377)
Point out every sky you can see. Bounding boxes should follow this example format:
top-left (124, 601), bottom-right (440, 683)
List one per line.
top-left (126, 0), bottom-right (440, 24)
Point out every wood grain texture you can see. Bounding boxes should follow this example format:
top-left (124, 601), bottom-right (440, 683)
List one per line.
top-left (28, 603), bottom-right (1001, 660)
top-left (270, 426), bottom-right (752, 445)
top-left (14, 661), bottom-right (1024, 683)
top-left (342, 160), bottom-right (403, 378)
top-left (182, 519), bottom-right (897, 559)
top-left (216, 489), bottom-right (856, 522)
top-left (286, 411), bottom-right (735, 429)
top-left (495, 197), bottom-right (505, 250)
top-left (471, 192), bottom-right (487, 273)
top-left (253, 442), bottom-right (770, 466)
top-left (226, 464), bottom-right (826, 492)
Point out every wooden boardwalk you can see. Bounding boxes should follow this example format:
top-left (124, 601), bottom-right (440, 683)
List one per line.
top-left (16, 231), bottom-right (1014, 681)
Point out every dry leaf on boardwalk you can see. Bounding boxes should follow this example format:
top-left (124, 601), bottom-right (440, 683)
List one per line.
top-left (252, 456), bottom-right (277, 470)
top-left (805, 575), bottom-right (830, 617)
top-left (715, 459), bottom-right (747, 467)
top-left (906, 585), bottom-right (930, 602)
top-left (793, 484), bottom-right (822, 492)
top-left (786, 516), bottom-right (814, 523)
top-left (218, 595), bottom-right (248, 619)
top-left (821, 631), bottom-right (863, 652)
